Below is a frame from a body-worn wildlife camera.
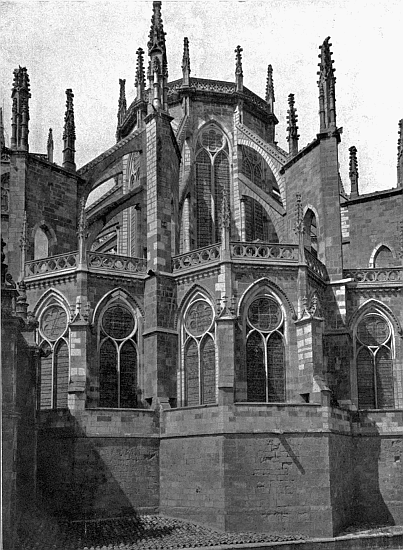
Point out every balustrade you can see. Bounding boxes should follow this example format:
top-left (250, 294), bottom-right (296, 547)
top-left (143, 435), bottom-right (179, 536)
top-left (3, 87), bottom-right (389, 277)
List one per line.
top-left (25, 251), bottom-right (79, 278)
top-left (172, 244), bottom-right (221, 271)
top-left (304, 249), bottom-right (329, 281)
top-left (344, 267), bottom-right (403, 284)
top-left (87, 252), bottom-right (147, 273)
top-left (231, 242), bottom-right (298, 262)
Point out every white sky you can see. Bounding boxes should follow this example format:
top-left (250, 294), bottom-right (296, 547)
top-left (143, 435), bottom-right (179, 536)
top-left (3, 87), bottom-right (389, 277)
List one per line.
top-left (1, 0), bottom-right (402, 195)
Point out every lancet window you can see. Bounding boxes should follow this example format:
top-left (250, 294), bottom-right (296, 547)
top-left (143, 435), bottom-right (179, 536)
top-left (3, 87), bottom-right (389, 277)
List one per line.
top-left (181, 296), bottom-right (216, 406)
top-left (38, 302), bottom-right (70, 409)
top-left (195, 126), bottom-right (230, 248)
top-left (303, 209), bottom-right (318, 256)
top-left (244, 197), bottom-right (279, 242)
top-left (245, 295), bottom-right (285, 402)
top-left (355, 313), bottom-right (394, 409)
top-left (98, 302), bottom-right (138, 408)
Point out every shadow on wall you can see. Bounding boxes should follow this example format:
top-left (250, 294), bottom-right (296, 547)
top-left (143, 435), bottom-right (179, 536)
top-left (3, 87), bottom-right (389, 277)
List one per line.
top-left (351, 411), bottom-right (395, 529)
top-left (35, 410), bottom-right (159, 522)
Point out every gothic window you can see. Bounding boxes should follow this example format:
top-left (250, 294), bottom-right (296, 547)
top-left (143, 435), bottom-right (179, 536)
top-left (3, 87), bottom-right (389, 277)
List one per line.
top-left (99, 303), bottom-right (138, 408)
top-left (244, 197), bottom-right (279, 242)
top-left (195, 126), bottom-right (230, 247)
top-left (373, 245), bottom-right (395, 268)
top-left (38, 303), bottom-right (70, 409)
top-left (245, 296), bottom-right (285, 402)
top-left (303, 209), bottom-right (318, 256)
top-left (182, 297), bottom-right (216, 406)
top-left (239, 145), bottom-right (282, 204)
top-left (355, 314), bottom-right (394, 409)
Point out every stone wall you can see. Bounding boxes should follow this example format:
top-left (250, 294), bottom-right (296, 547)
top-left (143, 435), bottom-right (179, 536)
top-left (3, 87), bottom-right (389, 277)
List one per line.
top-left (36, 409), bottom-right (160, 519)
top-left (342, 188), bottom-right (402, 269)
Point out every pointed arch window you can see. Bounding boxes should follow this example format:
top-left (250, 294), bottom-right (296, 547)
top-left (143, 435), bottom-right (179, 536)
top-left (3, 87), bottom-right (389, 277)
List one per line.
top-left (38, 303), bottom-right (70, 409)
top-left (181, 297), bottom-right (217, 406)
top-left (245, 296), bottom-right (285, 402)
top-left (34, 226), bottom-right (50, 259)
top-left (373, 245), bottom-right (395, 268)
top-left (98, 303), bottom-right (138, 408)
top-left (244, 196), bottom-right (279, 242)
top-left (355, 313), bottom-right (394, 409)
top-left (303, 209), bottom-right (318, 256)
top-left (195, 126), bottom-right (230, 247)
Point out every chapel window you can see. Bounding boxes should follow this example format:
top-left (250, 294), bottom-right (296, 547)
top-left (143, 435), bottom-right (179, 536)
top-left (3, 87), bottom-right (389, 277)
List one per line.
top-left (38, 303), bottom-right (69, 409)
top-left (182, 298), bottom-right (216, 406)
top-left (195, 126), bottom-right (230, 248)
top-left (355, 314), bottom-right (394, 409)
top-left (34, 226), bottom-right (49, 259)
top-left (99, 303), bottom-right (138, 408)
top-left (245, 296), bottom-right (285, 402)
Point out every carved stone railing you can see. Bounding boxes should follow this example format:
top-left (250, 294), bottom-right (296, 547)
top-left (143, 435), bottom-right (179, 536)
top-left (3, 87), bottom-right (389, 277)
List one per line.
top-left (25, 251), bottom-right (79, 278)
top-left (304, 249), bottom-right (329, 281)
top-left (231, 242), bottom-right (298, 262)
top-left (87, 252), bottom-right (147, 274)
top-left (172, 244), bottom-right (221, 272)
top-left (343, 267), bottom-right (403, 284)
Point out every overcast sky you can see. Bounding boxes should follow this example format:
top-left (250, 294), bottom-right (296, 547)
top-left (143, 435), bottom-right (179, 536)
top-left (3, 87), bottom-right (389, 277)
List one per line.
top-left (1, 0), bottom-right (402, 195)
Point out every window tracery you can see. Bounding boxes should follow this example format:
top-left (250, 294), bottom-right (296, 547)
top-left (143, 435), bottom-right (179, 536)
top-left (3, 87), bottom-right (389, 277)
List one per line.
top-left (38, 303), bottom-right (69, 409)
top-left (245, 296), bottom-right (285, 402)
top-left (98, 303), bottom-right (138, 408)
top-left (195, 126), bottom-right (230, 247)
top-left (181, 296), bottom-right (216, 406)
top-left (355, 313), bottom-right (394, 409)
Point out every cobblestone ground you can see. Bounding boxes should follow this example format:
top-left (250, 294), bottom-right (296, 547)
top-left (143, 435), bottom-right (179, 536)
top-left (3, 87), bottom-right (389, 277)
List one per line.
top-left (16, 512), bottom-right (305, 550)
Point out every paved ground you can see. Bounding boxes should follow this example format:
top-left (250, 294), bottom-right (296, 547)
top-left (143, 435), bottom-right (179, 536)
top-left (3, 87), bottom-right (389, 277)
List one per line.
top-left (16, 513), bottom-right (305, 550)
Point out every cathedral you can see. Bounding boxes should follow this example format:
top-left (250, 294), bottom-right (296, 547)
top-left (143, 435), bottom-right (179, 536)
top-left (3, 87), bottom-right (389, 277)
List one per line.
top-left (2, 1), bottom-right (403, 547)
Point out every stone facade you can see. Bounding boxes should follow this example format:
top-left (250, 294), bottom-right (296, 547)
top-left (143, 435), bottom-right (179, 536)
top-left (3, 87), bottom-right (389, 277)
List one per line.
top-left (1, 2), bottom-right (403, 546)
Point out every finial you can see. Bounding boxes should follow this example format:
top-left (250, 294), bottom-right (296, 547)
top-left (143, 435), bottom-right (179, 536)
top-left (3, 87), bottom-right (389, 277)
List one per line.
top-left (349, 145), bottom-right (359, 197)
top-left (286, 93), bottom-right (299, 156)
top-left (317, 37), bottom-right (336, 132)
top-left (147, 1), bottom-right (168, 113)
top-left (397, 119), bottom-right (403, 187)
top-left (135, 48), bottom-right (146, 100)
top-left (47, 128), bottom-right (54, 162)
top-left (62, 89), bottom-right (76, 171)
top-left (148, 1), bottom-right (165, 55)
top-left (265, 64), bottom-right (275, 112)
top-left (235, 45), bottom-right (243, 92)
top-left (116, 79), bottom-right (127, 142)
top-left (182, 37), bottom-right (191, 87)
top-left (10, 66), bottom-right (31, 151)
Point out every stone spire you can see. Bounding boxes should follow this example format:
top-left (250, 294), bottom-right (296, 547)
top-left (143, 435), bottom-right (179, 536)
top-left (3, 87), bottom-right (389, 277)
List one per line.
top-left (265, 64), bottom-right (275, 114)
top-left (116, 79), bottom-right (127, 142)
top-left (317, 37), bottom-right (337, 133)
top-left (62, 89), bottom-right (76, 171)
top-left (398, 119), bottom-right (403, 187)
top-left (235, 45), bottom-right (243, 92)
top-left (286, 93), bottom-right (299, 156)
top-left (0, 107), bottom-right (4, 151)
top-left (135, 48), bottom-right (146, 100)
top-left (182, 37), bottom-right (191, 87)
top-left (47, 128), bottom-right (54, 163)
top-left (147, 0), bottom-right (168, 112)
top-left (349, 146), bottom-right (359, 197)
top-left (10, 66), bottom-right (31, 151)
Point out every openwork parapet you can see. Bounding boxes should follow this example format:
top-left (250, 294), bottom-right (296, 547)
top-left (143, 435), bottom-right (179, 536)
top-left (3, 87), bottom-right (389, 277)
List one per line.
top-left (231, 242), bottom-right (299, 262)
top-left (25, 251), bottom-right (78, 277)
top-left (172, 244), bottom-right (221, 272)
top-left (87, 252), bottom-right (147, 273)
top-left (344, 267), bottom-right (403, 284)
top-left (304, 249), bottom-right (329, 280)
